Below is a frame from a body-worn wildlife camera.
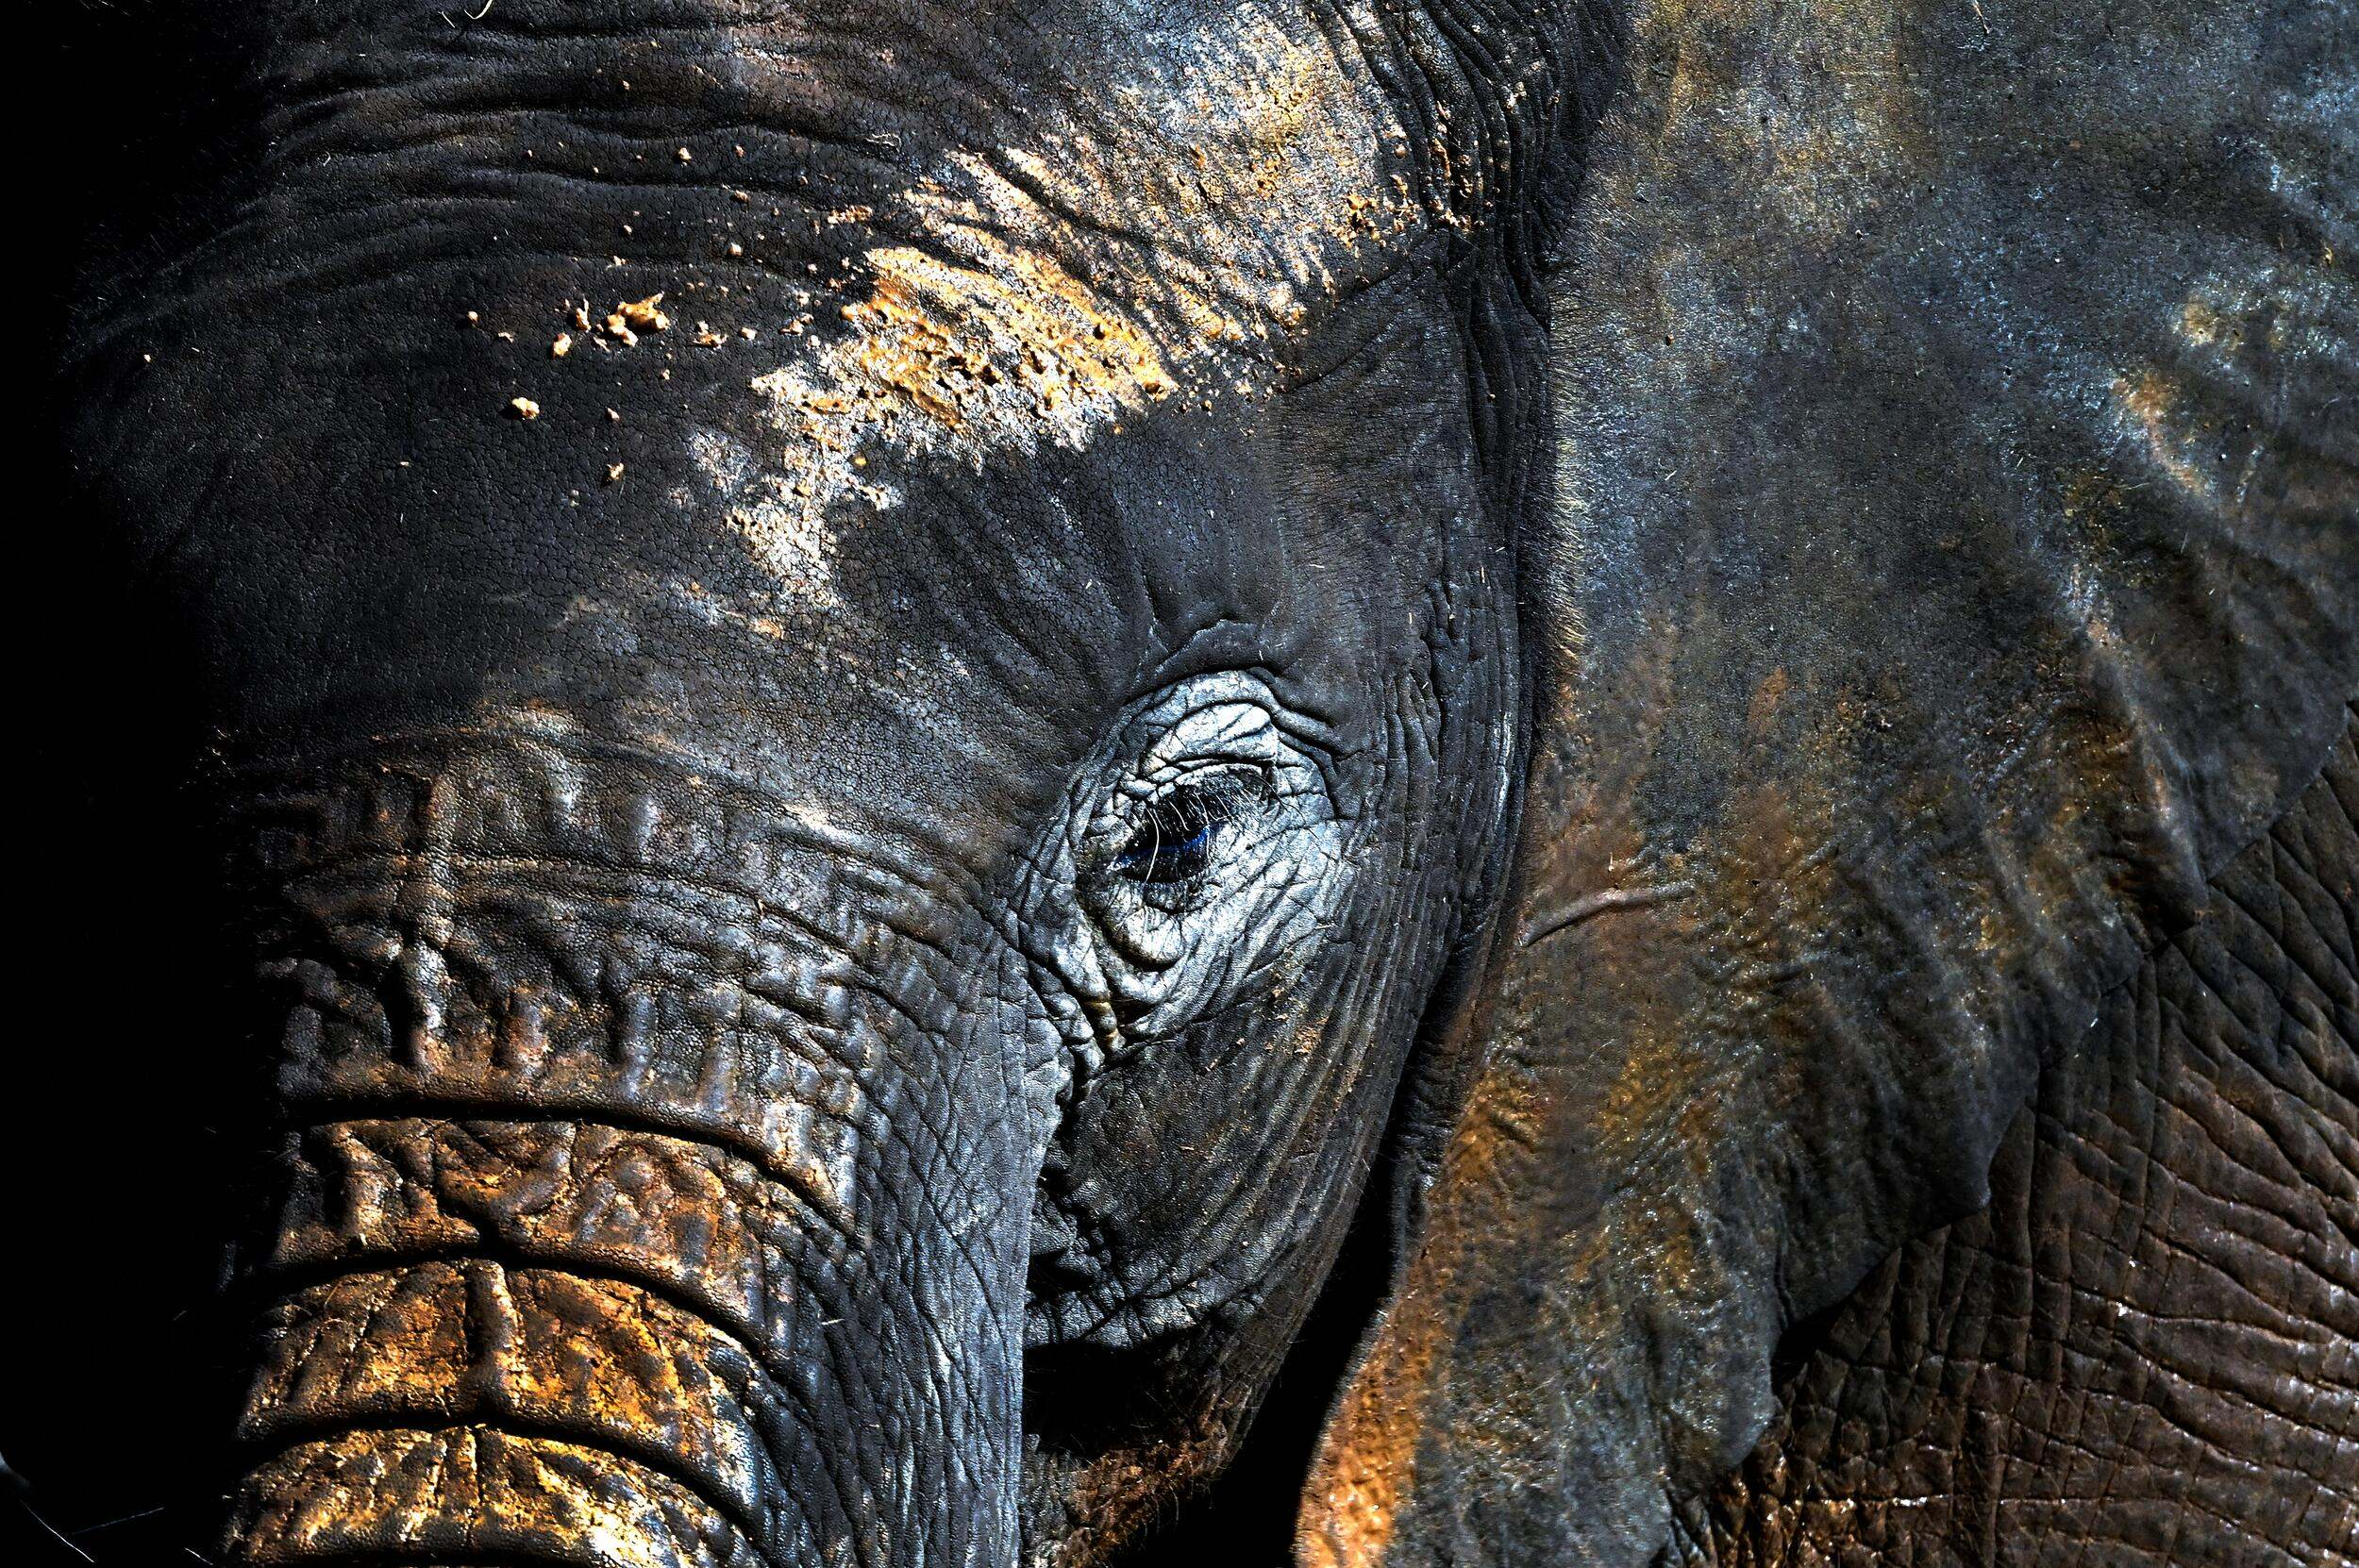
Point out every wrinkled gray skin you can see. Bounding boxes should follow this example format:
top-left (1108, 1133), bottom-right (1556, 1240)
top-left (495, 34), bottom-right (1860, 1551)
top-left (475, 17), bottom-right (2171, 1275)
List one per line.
top-left (46, 2), bottom-right (1589, 1564)
top-left (28, 0), bottom-right (2358, 1565)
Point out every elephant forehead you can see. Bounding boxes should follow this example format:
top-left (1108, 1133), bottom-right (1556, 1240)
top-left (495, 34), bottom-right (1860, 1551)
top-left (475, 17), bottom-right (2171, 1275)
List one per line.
top-left (231, 0), bottom-right (1414, 314)
top-left (181, 0), bottom-right (1415, 599)
top-left (74, 0), bottom-right (1458, 777)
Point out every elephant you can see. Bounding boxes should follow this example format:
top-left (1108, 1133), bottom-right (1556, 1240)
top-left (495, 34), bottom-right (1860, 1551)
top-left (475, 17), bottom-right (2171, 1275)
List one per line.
top-left (21, 0), bottom-right (2355, 1562)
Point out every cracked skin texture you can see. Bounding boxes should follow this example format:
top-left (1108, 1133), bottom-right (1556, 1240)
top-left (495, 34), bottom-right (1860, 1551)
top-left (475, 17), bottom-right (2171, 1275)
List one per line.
top-left (1692, 719), bottom-right (2359, 1568)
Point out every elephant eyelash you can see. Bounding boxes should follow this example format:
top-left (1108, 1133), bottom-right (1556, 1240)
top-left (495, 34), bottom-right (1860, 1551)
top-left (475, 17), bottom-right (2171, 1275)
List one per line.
top-left (1109, 767), bottom-right (1264, 888)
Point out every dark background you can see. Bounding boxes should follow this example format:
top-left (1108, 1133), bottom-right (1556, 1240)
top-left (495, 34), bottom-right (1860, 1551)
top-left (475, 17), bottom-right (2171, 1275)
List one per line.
top-left (20, 9), bottom-right (364, 1561)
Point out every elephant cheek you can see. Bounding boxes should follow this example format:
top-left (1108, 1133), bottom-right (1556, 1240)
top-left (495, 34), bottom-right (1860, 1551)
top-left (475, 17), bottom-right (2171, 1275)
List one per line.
top-left (211, 748), bottom-right (1038, 1568)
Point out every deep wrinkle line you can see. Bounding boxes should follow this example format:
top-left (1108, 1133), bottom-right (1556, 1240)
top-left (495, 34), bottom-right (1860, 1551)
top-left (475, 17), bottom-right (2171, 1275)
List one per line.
top-left (223, 729), bottom-right (972, 898)
top-left (239, 815), bottom-right (966, 938)
top-left (256, 871), bottom-right (934, 1110)
top-left (267, 846), bottom-right (912, 981)
top-left (243, 1184), bottom-right (895, 1565)
top-left (1518, 879), bottom-right (1698, 947)
top-left (239, 1245), bottom-right (816, 1407)
top-left (232, 1415), bottom-right (775, 1565)
top-left (267, 1097), bottom-right (866, 1249)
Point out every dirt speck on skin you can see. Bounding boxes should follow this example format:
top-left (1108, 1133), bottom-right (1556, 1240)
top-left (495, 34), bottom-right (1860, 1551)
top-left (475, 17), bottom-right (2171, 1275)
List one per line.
top-left (601, 292), bottom-right (671, 346)
top-left (624, 293), bottom-right (669, 327)
top-left (509, 396), bottom-right (541, 420)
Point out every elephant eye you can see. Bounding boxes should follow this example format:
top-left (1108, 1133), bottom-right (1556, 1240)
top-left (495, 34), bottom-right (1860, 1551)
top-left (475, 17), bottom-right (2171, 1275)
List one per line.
top-left (1109, 772), bottom-right (1255, 888)
top-left (1050, 674), bottom-right (1346, 1006)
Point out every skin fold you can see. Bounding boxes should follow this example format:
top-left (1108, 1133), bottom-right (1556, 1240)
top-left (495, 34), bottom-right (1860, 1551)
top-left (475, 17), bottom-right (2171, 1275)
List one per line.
top-left (25, 0), bottom-right (2356, 1564)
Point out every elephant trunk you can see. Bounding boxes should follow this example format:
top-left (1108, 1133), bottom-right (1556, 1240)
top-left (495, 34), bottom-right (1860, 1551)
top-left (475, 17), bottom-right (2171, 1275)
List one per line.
top-left (212, 739), bottom-right (1036, 1568)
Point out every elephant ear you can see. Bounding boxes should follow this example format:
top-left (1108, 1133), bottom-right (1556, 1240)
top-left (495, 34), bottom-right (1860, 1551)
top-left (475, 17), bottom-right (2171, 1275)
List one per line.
top-left (1303, 0), bottom-right (2358, 1560)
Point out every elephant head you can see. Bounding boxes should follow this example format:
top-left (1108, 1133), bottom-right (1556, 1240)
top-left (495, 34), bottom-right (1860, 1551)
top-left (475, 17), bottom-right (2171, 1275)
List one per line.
top-left (43, 0), bottom-right (2354, 1564)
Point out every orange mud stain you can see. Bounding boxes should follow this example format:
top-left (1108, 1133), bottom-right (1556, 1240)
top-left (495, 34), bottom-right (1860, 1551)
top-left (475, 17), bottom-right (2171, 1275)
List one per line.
top-left (830, 242), bottom-right (1179, 431)
top-left (2116, 366), bottom-right (2219, 502)
top-left (1745, 665), bottom-right (1792, 739)
top-left (242, 1261), bottom-right (761, 1514)
top-left (229, 1425), bottom-right (735, 1568)
top-left (727, 232), bottom-right (1186, 596)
